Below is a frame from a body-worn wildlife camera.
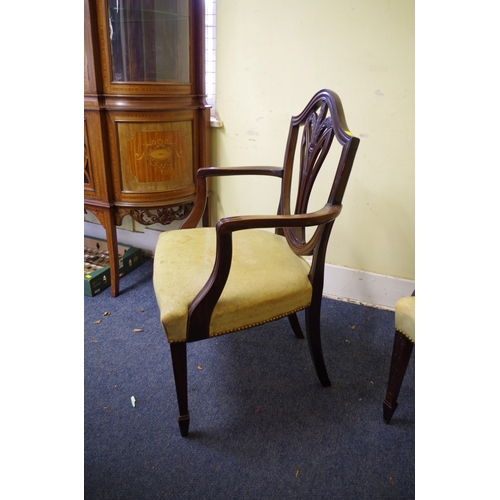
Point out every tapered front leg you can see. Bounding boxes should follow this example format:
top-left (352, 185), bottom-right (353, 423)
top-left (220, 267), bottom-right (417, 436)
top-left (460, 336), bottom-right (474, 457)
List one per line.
top-left (383, 330), bottom-right (414, 424)
top-left (170, 342), bottom-right (190, 437)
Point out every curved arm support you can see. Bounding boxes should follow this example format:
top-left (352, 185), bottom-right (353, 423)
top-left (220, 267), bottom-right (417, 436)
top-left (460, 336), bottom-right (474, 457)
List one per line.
top-left (186, 204), bottom-right (342, 342)
top-left (180, 167), bottom-right (284, 229)
top-left (217, 204), bottom-right (341, 234)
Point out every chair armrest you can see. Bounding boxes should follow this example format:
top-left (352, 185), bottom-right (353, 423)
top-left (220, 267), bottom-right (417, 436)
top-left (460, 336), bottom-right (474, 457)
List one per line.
top-left (186, 204), bottom-right (342, 341)
top-left (180, 167), bottom-right (283, 229)
top-left (200, 166), bottom-right (284, 178)
top-left (217, 204), bottom-right (342, 234)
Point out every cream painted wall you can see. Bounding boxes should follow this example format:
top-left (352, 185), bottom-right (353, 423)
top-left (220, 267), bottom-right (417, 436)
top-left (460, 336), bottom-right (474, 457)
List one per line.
top-left (212, 0), bottom-right (414, 280)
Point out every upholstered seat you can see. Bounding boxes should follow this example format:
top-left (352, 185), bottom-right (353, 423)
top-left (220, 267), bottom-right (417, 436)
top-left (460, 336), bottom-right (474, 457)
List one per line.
top-left (153, 89), bottom-right (360, 436)
top-left (154, 228), bottom-right (313, 342)
top-left (395, 296), bottom-right (415, 342)
top-left (383, 295), bottom-right (415, 423)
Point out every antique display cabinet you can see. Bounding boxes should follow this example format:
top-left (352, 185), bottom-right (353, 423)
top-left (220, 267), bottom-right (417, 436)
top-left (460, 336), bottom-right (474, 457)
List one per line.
top-left (84, 0), bottom-right (210, 296)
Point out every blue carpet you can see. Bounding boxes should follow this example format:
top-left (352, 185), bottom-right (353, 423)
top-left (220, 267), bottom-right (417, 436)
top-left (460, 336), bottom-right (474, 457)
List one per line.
top-left (85, 257), bottom-right (414, 499)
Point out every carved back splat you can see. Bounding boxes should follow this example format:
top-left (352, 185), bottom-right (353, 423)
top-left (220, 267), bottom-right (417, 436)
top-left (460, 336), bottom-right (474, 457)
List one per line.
top-left (279, 89), bottom-right (359, 258)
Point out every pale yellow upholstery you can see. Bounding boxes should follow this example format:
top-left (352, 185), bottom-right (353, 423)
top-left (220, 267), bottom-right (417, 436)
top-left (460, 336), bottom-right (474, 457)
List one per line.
top-left (395, 296), bottom-right (415, 343)
top-left (153, 228), bottom-right (313, 342)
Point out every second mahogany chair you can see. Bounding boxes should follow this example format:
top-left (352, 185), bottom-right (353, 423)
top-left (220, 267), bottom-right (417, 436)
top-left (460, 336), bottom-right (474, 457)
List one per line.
top-left (153, 89), bottom-right (360, 436)
top-left (383, 293), bottom-right (415, 424)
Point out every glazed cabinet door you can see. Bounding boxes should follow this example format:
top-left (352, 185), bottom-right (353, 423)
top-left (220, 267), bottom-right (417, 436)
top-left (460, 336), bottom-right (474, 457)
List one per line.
top-left (96, 0), bottom-right (195, 96)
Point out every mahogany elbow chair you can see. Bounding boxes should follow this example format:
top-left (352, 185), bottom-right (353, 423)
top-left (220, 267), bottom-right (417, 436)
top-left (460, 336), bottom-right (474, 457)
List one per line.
top-left (153, 89), bottom-right (360, 436)
top-left (383, 292), bottom-right (415, 424)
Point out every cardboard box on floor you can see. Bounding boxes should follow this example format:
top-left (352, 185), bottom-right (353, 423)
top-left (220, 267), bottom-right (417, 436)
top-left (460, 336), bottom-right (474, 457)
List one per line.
top-left (84, 236), bottom-right (142, 296)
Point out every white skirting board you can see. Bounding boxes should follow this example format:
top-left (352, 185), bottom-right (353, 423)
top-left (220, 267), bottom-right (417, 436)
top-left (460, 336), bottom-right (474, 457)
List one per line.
top-left (84, 221), bottom-right (414, 310)
top-left (319, 261), bottom-right (414, 311)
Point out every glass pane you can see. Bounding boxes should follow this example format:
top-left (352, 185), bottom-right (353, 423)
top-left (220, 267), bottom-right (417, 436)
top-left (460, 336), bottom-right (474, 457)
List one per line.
top-left (108, 0), bottom-right (190, 83)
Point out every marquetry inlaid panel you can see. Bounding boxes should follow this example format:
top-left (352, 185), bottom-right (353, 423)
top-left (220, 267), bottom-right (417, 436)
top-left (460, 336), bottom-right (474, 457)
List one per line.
top-left (127, 130), bottom-right (188, 184)
top-left (84, 112), bottom-right (105, 201)
top-left (111, 113), bottom-right (195, 200)
top-left (84, 120), bottom-right (94, 189)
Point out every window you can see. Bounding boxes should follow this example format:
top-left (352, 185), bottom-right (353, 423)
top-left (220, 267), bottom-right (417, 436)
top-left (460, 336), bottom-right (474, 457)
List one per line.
top-left (205, 0), bottom-right (221, 126)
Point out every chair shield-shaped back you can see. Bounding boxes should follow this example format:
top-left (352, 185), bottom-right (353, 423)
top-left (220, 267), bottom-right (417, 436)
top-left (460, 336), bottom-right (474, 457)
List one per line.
top-left (278, 89), bottom-right (358, 258)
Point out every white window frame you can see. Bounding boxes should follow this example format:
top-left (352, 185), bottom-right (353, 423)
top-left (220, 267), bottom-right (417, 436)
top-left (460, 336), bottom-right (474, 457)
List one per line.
top-left (205, 0), bottom-right (222, 127)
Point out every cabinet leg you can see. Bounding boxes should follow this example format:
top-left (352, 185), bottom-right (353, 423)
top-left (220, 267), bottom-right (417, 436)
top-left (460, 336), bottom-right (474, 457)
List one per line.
top-left (101, 208), bottom-right (120, 297)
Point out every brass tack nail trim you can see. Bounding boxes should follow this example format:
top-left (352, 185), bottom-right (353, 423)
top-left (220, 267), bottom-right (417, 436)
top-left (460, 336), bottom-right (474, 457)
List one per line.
top-left (396, 328), bottom-right (415, 343)
top-left (167, 305), bottom-right (310, 343)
